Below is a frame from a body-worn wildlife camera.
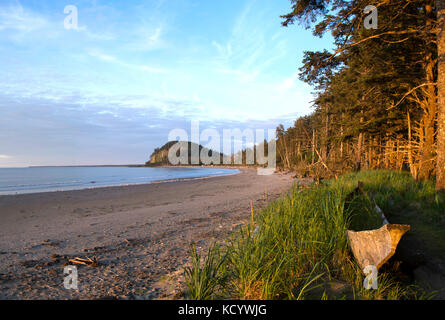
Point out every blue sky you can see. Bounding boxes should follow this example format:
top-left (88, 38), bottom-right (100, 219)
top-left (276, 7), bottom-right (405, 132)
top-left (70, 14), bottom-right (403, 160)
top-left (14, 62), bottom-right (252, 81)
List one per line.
top-left (0, 0), bottom-right (332, 167)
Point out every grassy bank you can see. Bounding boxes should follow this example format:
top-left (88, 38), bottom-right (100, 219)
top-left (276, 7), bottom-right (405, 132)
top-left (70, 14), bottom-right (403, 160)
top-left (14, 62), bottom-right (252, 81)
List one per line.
top-left (183, 170), bottom-right (444, 300)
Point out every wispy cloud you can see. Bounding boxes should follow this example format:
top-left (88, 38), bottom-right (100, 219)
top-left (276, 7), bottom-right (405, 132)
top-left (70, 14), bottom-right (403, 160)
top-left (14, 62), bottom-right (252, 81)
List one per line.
top-left (139, 65), bottom-right (167, 73)
top-left (212, 41), bottom-right (232, 60)
top-left (280, 72), bottom-right (300, 90)
top-left (209, 0), bottom-right (288, 84)
top-left (0, 3), bottom-right (115, 44)
top-left (87, 49), bottom-right (167, 73)
top-left (123, 25), bottom-right (166, 51)
top-left (0, 5), bottom-right (48, 32)
top-left (88, 50), bottom-right (118, 62)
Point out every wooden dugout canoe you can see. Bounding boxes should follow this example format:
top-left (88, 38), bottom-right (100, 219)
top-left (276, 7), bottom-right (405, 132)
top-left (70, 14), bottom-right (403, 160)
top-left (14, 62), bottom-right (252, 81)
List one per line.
top-left (345, 182), bottom-right (410, 271)
top-left (347, 224), bottom-right (410, 270)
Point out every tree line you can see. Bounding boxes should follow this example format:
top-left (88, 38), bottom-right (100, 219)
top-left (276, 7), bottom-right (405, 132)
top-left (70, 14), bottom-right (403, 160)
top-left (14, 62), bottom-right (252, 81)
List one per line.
top-left (275, 0), bottom-right (445, 191)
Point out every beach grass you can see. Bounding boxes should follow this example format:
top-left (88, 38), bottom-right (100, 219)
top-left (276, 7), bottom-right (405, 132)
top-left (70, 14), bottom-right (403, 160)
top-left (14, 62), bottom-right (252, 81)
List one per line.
top-left (183, 170), bottom-right (444, 300)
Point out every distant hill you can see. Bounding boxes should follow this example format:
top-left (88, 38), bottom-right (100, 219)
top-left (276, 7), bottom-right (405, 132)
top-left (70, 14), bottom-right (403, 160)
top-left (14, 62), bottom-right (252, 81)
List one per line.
top-left (146, 141), bottom-right (227, 166)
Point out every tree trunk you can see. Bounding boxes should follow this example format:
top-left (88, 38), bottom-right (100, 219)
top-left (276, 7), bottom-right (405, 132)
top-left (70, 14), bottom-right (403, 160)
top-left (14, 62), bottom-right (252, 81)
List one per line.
top-left (437, 0), bottom-right (445, 191)
top-left (324, 104), bottom-right (330, 160)
top-left (312, 129), bottom-right (316, 165)
top-left (418, 4), bottom-right (438, 180)
top-left (355, 111), bottom-right (364, 171)
top-left (407, 112), bottom-right (418, 179)
top-left (356, 133), bottom-right (363, 170)
top-left (283, 136), bottom-right (291, 168)
top-left (340, 113), bottom-right (344, 159)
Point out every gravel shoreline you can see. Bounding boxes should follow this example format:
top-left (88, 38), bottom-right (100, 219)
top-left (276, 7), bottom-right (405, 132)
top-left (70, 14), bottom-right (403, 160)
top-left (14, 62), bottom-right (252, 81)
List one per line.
top-left (0, 168), bottom-right (294, 299)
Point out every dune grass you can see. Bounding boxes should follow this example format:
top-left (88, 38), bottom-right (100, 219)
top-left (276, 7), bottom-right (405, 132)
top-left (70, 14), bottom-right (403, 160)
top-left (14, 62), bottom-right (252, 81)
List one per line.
top-left (183, 170), bottom-right (444, 300)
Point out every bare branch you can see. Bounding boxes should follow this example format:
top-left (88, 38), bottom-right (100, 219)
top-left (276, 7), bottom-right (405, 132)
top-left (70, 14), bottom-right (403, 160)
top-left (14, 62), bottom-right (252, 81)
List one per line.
top-left (387, 82), bottom-right (437, 110)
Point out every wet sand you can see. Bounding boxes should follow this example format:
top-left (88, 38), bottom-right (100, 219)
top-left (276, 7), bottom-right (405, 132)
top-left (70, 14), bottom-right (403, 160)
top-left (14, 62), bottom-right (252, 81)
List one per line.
top-left (0, 168), bottom-right (295, 299)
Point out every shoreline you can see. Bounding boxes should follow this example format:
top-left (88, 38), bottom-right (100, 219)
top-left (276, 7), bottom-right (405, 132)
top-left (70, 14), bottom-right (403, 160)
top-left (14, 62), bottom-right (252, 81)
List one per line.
top-left (0, 166), bottom-right (242, 197)
top-left (0, 168), bottom-right (294, 299)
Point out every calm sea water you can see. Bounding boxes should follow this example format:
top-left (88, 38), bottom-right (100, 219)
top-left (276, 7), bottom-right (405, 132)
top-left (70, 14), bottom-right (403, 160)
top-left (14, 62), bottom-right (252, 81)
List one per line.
top-left (0, 167), bottom-right (240, 195)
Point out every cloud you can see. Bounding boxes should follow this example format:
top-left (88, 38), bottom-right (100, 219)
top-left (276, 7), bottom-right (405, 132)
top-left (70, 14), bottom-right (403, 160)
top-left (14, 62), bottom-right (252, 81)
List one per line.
top-left (149, 26), bottom-right (162, 42)
top-left (212, 41), bottom-right (232, 60)
top-left (87, 49), bottom-right (167, 73)
top-left (140, 65), bottom-right (167, 74)
top-left (0, 92), bottom-right (292, 166)
top-left (123, 25), bottom-right (166, 52)
top-left (0, 5), bottom-right (49, 32)
top-left (88, 50), bottom-right (118, 62)
top-left (0, 3), bottom-right (114, 44)
top-left (215, 68), bottom-right (259, 83)
top-left (280, 72), bottom-right (300, 90)
top-left (208, 0), bottom-right (288, 85)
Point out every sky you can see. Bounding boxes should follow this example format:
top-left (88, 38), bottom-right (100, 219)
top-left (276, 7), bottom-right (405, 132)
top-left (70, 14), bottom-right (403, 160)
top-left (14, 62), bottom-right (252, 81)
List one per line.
top-left (0, 0), bottom-right (332, 167)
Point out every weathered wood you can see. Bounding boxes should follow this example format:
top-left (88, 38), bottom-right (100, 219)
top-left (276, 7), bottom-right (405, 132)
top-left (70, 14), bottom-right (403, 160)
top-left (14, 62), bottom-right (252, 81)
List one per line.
top-left (66, 256), bottom-right (99, 267)
top-left (437, 0), bottom-right (445, 191)
top-left (347, 224), bottom-right (410, 271)
top-left (346, 182), bottom-right (410, 272)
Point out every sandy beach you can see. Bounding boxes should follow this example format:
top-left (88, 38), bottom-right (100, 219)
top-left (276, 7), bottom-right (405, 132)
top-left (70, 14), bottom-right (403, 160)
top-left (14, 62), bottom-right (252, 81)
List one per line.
top-left (0, 168), bottom-right (295, 299)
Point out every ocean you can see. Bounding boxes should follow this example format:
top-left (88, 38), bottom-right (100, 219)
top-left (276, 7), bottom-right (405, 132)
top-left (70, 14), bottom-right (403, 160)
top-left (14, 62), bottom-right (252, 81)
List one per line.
top-left (0, 166), bottom-right (240, 195)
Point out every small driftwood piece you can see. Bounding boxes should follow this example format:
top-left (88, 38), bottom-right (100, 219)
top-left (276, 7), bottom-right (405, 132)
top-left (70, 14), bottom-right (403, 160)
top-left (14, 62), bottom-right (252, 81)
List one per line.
top-left (65, 256), bottom-right (99, 267)
top-left (346, 182), bottom-right (410, 272)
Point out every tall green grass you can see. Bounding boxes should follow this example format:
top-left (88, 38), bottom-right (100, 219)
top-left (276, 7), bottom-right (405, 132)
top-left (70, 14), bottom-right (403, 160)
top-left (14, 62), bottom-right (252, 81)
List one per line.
top-left (183, 170), bottom-right (442, 300)
top-left (183, 243), bottom-right (227, 300)
top-left (334, 170), bottom-right (444, 223)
